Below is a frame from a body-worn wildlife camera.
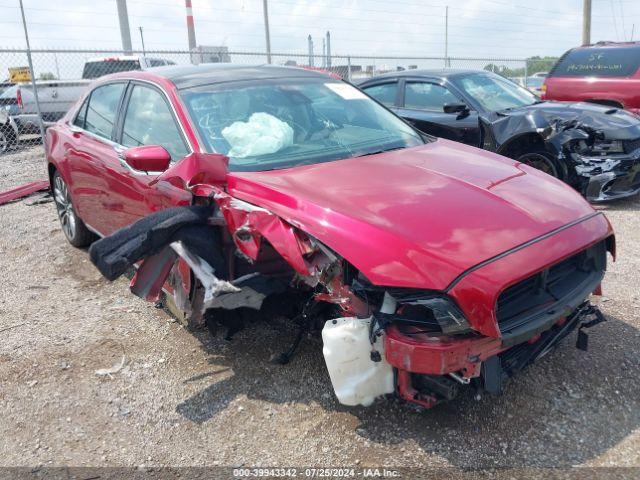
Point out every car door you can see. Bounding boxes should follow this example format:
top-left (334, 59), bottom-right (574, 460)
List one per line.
top-left (395, 79), bottom-right (482, 147)
top-left (65, 82), bottom-right (128, 234)
top-left (100, 81), bottom-right (192, 233)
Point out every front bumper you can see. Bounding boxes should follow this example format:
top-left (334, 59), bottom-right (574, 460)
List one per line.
top-left (385, 303), bottom-right (604, 408)
top-left (576, 153), bottom-right (640, 202)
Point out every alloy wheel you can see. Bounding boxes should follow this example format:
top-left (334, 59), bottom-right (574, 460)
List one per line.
top-left (518, 152), bottom-right (559, 178)
top-left (53, 174), bottom-right (77, 241)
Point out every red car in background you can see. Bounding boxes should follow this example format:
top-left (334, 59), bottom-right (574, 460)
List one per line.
top-left (543, 41), bottom-right (640, 113)
top-left (45, 65), bottom-right (613, 408)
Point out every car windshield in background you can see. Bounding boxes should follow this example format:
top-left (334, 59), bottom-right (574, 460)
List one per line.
top-left (454, 73), bottom-right (538, 112)
top-left (181, 78), bottom-right (424, 172)
top-left (550, 47), bottom-right (640, 77)
top-left (82, 60), bottom-right (141, 79)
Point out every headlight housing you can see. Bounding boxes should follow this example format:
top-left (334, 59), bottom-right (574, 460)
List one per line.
top-left (375, 291), bottom-right (473, 335)
top-left (400, 297), bottom-right (472, 334)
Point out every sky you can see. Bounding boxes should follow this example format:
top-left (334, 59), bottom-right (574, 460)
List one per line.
top-left (0, 0), bottom-right (639, 59)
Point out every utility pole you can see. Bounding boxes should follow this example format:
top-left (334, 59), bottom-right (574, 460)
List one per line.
top-left (139, 27), bottom-right (146, 55)
top-left (582, 0), bottom-right (591, 46)
top-left (326, 31), bottom-right (331, 68)
top-left (262, 0), bottom-right (272, 64)
top-left (185, 0), bottom-right (197, 52)
top-left (444, 6), bottom-right (449, 67)
top-left (116, 0), bottom-right (133, 55)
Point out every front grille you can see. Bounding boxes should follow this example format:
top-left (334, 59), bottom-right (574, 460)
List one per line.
top-left (496, 240), bottom-right (607, 334)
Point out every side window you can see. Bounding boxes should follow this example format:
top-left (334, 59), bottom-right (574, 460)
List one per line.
top-left (73, 97), bottom-right (89, 128)
top-left (404, 82), bottom-right (459, 111)
top-left (362, 82), bottom-right (397, 107)
top-left (84, 83), bottom-right (126, 139)
top-left (121, 85), bottom-right (189, 161)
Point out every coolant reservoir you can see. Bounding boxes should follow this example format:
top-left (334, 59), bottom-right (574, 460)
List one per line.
top-left (322, 317), bottom-right (394, 407)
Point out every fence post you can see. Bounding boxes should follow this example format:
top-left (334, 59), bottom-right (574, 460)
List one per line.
top-left (524, 59), bottom-right (528, 88)
top-left (18, 0), bottom-right (46, 150)
top-left (347, 56), bottom-right (352, 82)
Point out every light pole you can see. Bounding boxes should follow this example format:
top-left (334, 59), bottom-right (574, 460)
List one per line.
top-left (263, 0), bottom-right (272, 64)
top-left (18, 0), bottom-right (46, 148)
top-left (582, 0), bottom-right (591, 46)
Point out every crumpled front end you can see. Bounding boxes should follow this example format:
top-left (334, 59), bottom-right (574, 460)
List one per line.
top-left (545, 118), bottom-right (640, 202)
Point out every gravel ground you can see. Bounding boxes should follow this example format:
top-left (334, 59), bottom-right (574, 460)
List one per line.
top-left (0, 146), bottom-right (639, 475)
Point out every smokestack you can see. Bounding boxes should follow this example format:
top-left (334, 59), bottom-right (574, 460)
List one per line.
top-left (185, 0), bottom-right (197, 52)
top-left (326, 31), bottom-right (331, 68)
top-left (308, 35), bottom-right (314, 67)
top-left (116, 0), bottom-right (132, 54)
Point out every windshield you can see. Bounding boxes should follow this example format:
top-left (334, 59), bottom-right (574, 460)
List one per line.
top-left (550, 47), bottom-right (640, 77)
top-left (525, 77), bottom-right (544, 88)
top-left (181, 78), bottom-right (424, 172)
top-left (454, 73), bottom-right (538, 112)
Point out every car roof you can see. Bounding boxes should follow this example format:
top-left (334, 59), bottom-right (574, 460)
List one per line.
top-left (108, 64), bottom-right (335, 90)
top-left (358, 68), bottom-right (487, 83)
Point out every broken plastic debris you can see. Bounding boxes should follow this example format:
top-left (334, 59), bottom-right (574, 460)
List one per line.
top-left (95, 355), bottom-right (125, 377)
top-left (221, 112), bottom-right (294, 158)
top-left (170, 241), bottom-right (240, 310)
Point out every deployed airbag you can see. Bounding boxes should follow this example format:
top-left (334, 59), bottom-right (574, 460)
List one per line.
top-left (222, 112), bottom-right (294, 158)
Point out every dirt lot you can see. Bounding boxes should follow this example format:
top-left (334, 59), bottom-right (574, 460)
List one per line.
top-left (0, 146), bottom-right (639, 474)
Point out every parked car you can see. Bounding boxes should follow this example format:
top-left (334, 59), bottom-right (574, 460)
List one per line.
top-left (542, 41), bottom-right (640, 113)
top-left (46, 65), bottom-right (613, 409)
top-left (0, 80), bottom-right (90, 153)
top-left (359, 69), bottom-right (640, 202)
top-left (82, 55), bottom-right (176, 79)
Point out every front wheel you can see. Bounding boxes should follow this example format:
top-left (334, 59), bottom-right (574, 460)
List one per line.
top-left (52, 170), bottom-right (95, 247)
top-left (517, 150), bottom-right (565, 180)
top-left (0, 127), bottom-right (16, 154)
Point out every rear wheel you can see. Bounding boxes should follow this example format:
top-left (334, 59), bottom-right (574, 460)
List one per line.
top-left (517, 150), bottom-right (565, 180)
top-left (52, 170), bottom-right (94, 247)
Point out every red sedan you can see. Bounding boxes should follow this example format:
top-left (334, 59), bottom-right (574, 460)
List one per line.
top-left (46, 65), bottom-right (614, 408)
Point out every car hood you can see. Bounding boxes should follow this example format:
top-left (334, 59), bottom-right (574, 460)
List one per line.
top-left (491, 101), bottom-right (640, 145)
top-left (226, 139), bottom-right (596, 290)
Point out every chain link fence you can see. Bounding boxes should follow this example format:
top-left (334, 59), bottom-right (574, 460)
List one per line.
top-left (0, 48), bottom-right (531, 156)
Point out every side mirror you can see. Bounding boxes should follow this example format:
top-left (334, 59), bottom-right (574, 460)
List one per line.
top-left (123, 145), bottom-right (171, 173)
top-left (443, 102), bottom-right (469, 114)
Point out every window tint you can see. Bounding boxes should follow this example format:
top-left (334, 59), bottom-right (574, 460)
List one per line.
top-left (550, 47), bottom-right (640, 77)
top-left (404, 82), bottom-right (459, 110)
top-left (82, 60), bottom-right (141, 79)
top-left (84, 83), bottom-right (125, 139)
top-left (73, 97), bottom-right (89, 128)
top-left (362, 82), bottom-right (397, 107)
top-left (121, 85), bottom-right (188, 161)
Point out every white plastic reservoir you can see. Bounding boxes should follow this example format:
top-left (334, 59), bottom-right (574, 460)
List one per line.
top-left (322, 316), bottom-right (395, 407)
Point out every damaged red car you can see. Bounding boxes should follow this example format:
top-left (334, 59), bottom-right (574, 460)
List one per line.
top-left (45, 65), bottom-right (614, 408)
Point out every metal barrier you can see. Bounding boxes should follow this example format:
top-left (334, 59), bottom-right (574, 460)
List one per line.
top-left (0, 48), bottom-right (531, 156)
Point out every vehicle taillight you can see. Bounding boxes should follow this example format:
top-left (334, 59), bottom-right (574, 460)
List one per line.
top-left (16, 88), bottom-right (22, 110)
top-left (540, 83), bottom-right (547, 99)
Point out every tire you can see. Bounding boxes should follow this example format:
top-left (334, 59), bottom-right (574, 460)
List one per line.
top-left (517, 150), bottom-right (566, 180)
top-left (0, 127), bottom-right (16, 154)
top-left (52, 170), bottom-right (95, 247)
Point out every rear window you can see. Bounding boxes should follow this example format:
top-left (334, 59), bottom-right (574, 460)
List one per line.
top-left (550, 47), bottom-right (640, 77)
top-left (82, 60), bottom-right (141, 79)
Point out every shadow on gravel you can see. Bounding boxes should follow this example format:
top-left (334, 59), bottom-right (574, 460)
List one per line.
top-left (176, 313), bottom-right (640, 468)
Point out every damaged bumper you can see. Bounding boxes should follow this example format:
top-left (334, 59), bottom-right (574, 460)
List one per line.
top-left (576, 153), bottom-right (640, 202)
top-left (385, 302), bottom-right (605, 408)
